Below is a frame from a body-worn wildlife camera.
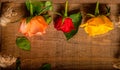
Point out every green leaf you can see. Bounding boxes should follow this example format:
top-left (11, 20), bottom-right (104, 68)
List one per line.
top-left (45, 1), bottom-right (53, 11)
top-left (25, 1), bottom-right (52, 16)
top-left (40, 63), bottom-right (51, 70)
top-left (38, 5), bottom-right (52, 15)
top-left (43, 15), bottom-right (52, 24)
top-left (32, 1), bottom-right (45, 15)
top-left (105, 5), bottom-right (110, 16)
top-left (16, 37), bottom-right (31, 51)
top-left (46, 17), bottom-right (52, 24)
top-left (95, 1), bottom-right (99, 16)
top-left (64, 13), bottom-right (82, 40)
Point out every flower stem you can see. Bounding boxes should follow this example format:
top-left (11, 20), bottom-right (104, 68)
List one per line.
top-left (29, 0), bottom-right (33, 16)
top-left (95, 1), bottom-right (99, 16)
top-left (64, 0), bottom-right (68, 17)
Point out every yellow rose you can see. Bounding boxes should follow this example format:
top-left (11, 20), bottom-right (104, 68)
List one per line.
top-left (80, 15), bottom-right (114, 36)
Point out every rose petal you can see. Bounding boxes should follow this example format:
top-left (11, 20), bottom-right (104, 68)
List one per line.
top-left (19, 16), bottom-right (48, 37)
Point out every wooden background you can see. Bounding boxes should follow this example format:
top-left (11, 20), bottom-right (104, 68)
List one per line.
top-left (0, 0), bottom-right (120, 70)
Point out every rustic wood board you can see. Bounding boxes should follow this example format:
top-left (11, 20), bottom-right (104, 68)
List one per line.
top-left (1, 0), bottom-right (120, 3)
top-left (0, 0), bottom-right (120, 70)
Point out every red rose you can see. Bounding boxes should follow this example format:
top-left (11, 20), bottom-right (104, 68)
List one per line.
top-left (54, 17), bottom-right (75, 33)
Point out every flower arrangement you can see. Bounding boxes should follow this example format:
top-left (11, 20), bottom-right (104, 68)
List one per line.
top-left (0, 1), bottom-right (115, 51)
top-left (80, 2), bottom-right (114, 36)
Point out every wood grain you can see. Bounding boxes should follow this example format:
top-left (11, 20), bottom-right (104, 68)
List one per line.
top-left (1, 0), bottom-right (120, 3)
top-left (0, 1), bottom-right (120, 70)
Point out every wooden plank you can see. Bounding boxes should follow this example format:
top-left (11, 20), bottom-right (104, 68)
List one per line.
top-left (0, 0), bottom-right (120, 70)
top-left (1, 0), bottom-right (120, 4)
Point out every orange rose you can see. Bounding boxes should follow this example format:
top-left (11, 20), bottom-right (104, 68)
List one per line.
top-left (19, 16), bottom-right (48, 37)
top-left (80, 15), bottom-right (114, 36)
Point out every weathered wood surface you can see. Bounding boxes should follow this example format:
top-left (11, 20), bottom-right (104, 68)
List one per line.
top-left (0, 0), bottom-right (120, 70)
top-left (1, 0), bottom-right (120, 3)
